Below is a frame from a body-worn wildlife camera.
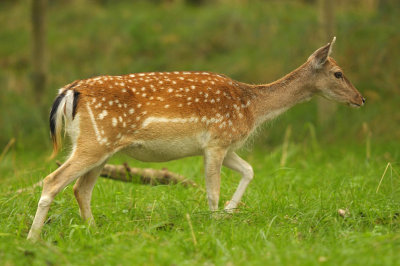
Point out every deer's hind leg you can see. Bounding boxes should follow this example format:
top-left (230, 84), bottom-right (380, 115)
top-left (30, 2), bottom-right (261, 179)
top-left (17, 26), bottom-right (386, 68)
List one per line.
top-left (27, 149), bottom-right (109, 241)
top-left (73, 161), bottom-right (106, 226)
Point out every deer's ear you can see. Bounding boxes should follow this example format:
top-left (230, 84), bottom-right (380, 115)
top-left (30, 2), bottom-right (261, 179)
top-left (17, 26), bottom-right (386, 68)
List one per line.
top-left (308, 37), bottom-right (336, 69)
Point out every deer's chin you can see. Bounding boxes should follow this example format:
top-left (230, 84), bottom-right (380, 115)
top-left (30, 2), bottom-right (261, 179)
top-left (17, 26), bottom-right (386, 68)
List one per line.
top-left (348, 102), bottom-right (361, 108)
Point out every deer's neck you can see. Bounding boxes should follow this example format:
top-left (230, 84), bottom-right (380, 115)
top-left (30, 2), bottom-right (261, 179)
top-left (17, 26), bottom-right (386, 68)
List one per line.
top-left (250, 63), bottom-right (314, 126)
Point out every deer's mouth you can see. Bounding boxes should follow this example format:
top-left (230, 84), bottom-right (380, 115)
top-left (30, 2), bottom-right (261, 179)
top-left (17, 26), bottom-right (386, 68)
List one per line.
top-left (348, 102), bottom-right (361, 108)
top-left (348, 98), bottom-right (365, 108)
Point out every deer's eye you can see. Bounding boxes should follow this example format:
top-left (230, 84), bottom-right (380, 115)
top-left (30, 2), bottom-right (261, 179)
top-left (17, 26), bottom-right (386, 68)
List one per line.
top-left (334, 72), bottom-right (343, 79)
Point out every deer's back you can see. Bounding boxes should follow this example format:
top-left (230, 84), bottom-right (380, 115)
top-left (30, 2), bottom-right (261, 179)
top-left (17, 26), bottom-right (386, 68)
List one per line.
top-left (62, 71), bottom-right (257, 160)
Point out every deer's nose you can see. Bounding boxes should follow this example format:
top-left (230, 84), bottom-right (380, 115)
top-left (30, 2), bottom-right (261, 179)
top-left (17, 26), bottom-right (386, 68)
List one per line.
top-left (362, 97), bottom-right (366, 105)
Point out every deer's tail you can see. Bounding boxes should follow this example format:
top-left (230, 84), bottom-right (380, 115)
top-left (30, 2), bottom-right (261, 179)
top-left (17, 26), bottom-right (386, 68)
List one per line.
top-left (49, 83), bottom-right (80, 159)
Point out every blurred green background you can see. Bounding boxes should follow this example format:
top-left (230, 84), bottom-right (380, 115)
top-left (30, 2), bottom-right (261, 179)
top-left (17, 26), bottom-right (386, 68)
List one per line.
top-left (0, 0), bottom-right (399, 154)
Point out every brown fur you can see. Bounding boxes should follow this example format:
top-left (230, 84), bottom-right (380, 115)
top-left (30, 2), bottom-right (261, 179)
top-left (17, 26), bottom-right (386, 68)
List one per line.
top-left (58, 71), bottom-right (258, 153)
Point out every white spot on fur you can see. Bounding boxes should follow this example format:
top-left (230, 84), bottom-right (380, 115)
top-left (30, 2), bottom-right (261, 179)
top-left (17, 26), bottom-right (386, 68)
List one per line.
top-left (98, 110), bottom-right (108, 120)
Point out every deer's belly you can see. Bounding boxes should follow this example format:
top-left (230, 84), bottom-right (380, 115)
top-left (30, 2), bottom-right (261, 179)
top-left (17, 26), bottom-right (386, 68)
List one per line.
top-left (121, 136), bottom-right (204, 162)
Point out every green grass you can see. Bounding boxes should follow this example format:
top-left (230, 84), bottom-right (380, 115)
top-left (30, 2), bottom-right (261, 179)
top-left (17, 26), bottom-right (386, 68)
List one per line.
top-left (1, 0), bottom-right (400, 265)
top-left (1, 137), bottom-right (400, 265)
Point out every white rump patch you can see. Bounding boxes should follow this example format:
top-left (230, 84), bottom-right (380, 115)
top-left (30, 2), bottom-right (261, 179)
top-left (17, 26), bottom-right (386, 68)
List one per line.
top-left (63, 90), bottom-right (75, 120)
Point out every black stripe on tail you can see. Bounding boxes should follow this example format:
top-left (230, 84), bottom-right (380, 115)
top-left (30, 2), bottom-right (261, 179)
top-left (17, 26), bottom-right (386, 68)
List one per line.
top-left (72, 90), bottom-right (80, 119)
top-left (49, 92), bottom-right (66, 140)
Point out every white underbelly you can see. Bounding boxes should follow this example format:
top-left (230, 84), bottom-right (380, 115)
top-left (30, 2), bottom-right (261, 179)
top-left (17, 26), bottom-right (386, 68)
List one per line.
top-left (121, 135), bottom-right (205, 162)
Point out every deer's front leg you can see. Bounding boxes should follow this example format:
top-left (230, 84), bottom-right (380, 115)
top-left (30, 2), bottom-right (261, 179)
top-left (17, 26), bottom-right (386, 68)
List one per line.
top-left (204, 147), bottom-right (227, 211)
top-left (223, 152), bottom-right (254, 212)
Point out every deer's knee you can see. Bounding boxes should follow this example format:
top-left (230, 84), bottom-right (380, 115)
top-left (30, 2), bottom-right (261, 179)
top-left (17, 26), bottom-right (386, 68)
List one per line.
top-left (242, 164), bottom-right (254, 181)
top-left (37, 195), bottom-right (53, 208)
top-left (41, 176), bottom-right (60, 198)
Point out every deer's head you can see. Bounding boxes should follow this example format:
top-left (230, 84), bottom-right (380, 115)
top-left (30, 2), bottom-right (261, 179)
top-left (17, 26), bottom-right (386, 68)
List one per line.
top-left (307, 37), bottom-right (365, 108)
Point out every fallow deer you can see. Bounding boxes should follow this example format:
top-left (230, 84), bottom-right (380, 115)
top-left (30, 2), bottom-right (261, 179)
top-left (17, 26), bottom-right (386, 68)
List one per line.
top-left (27, 37), bottom-right (364, 240)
